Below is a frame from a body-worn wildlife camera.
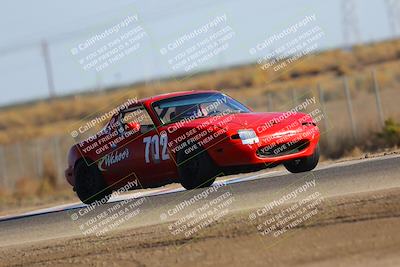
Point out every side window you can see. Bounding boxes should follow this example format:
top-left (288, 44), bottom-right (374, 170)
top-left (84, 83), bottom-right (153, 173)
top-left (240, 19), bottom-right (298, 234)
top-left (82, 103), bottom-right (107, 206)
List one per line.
top-left (121, 107), bottom-right (155, 133)
top-left (154, 106), bottom-right (175, 124)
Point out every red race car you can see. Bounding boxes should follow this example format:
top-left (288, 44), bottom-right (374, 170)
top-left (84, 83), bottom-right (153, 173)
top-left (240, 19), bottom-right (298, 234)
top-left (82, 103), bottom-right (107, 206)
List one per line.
top-left (65, 91), bottom-right (320, 204)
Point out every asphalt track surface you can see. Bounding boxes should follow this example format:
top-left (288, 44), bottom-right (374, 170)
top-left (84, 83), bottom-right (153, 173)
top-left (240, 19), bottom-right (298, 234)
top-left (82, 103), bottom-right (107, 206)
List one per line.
top-left (0, 154), bottom-right (399, 248)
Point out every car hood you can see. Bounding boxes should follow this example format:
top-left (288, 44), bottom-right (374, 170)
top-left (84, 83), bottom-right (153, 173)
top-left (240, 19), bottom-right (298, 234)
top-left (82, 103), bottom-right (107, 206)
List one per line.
top-left (223, 112), bottom-right (287, 127)
top-left (172, 112), bottom-right (312, 135)
top-left (225, 112), bottom-right (310, 133)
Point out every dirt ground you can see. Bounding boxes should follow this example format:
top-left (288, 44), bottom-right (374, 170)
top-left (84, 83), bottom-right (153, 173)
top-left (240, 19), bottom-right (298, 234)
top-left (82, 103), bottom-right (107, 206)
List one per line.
top-left (1, 186), bottom-right (399, 267)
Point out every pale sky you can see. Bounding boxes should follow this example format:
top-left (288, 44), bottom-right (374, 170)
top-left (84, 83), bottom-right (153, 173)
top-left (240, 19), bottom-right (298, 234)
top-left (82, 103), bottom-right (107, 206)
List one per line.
top-left (0, 0), bottom-right (395, 106)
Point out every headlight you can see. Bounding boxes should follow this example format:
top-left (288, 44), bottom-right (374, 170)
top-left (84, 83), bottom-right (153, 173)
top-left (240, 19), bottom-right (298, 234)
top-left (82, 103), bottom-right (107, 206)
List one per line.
top-left (238, 129), bottom-right (259, 145)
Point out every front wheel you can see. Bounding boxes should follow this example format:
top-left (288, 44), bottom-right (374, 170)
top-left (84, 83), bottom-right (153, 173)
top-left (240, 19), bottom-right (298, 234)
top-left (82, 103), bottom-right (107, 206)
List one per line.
top-left (284, 145), bottom-right (320, 173)
top-left (74, 160), bottom-right (111, 204)
top-left (177, 147), bottom-right (219, 190)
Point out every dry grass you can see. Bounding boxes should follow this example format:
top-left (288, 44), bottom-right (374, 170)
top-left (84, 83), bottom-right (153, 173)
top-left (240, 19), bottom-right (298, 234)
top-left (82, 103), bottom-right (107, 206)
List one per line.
top-left (0, 179), bottom-right (75, 215)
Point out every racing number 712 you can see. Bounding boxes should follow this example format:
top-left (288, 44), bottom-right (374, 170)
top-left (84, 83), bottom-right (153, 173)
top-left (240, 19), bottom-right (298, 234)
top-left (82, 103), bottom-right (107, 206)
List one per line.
top-left (143, 134), bottom-right (170, 163)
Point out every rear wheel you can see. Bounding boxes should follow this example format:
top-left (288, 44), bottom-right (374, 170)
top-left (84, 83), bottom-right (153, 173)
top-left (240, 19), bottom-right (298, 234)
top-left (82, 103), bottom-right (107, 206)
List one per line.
top-left (75, 160), bottom-right (111, 204)
top-left (177, 147), bottom-right (219, 190)
top-left (284, 145), bottom-right (320, 173)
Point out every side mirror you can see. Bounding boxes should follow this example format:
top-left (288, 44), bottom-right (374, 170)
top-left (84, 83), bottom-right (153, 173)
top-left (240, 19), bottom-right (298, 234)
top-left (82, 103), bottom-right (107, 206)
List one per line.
top-left (126, 121), bottom-right (140, 132)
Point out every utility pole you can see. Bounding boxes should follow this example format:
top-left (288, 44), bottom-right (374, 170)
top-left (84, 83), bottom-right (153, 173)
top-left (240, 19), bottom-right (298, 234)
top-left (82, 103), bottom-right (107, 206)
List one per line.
top-left (41, 40), bottom-right (56, 98)
top-left (343, 77), bottom-right (357, 142)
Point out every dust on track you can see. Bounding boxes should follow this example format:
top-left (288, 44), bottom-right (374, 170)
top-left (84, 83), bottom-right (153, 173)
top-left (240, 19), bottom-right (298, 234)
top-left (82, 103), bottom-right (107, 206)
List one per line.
top-left (1, 187), bottom-right (399, 267)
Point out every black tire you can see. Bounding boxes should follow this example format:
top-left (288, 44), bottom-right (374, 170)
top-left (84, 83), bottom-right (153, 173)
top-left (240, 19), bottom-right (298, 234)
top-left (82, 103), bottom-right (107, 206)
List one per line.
top-left (284, 145), bottom-right (320, 173)
top-left (177, 147), bottom-right (219, 190)
top-left (74, 160), bottom-right (111, 204)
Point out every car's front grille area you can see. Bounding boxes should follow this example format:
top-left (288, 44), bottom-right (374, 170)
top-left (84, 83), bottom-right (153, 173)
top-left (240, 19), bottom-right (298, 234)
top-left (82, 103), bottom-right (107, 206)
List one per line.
top-left (256, 140), bottom-right (310, 158)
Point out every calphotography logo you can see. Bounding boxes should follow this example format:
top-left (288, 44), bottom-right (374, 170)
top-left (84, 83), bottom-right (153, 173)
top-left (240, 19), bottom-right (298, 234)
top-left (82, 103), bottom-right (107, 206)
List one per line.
top-left (98, 148), bottom-right (130, 171)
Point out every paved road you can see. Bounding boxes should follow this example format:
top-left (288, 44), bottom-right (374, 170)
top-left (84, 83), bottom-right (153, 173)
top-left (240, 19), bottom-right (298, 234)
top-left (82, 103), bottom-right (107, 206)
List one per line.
top-left (1, 155), bottom-right (399, 247)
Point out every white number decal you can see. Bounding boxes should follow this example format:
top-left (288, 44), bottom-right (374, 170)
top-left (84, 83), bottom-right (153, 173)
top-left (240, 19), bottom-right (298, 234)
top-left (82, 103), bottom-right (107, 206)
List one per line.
top-left (143, 134), bottom-right (170, 163)
top-left (160, 134), bottom-right (170, 160)
top-left (143, 136), bottom-right (151, 163)
top-left (151, 135), bottom-right (160, 161)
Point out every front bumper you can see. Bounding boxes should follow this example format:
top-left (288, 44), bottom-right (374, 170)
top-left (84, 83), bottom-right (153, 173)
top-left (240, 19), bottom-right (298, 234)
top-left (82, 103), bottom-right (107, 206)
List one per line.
top-left (208, 126), bottom-right (320, 167)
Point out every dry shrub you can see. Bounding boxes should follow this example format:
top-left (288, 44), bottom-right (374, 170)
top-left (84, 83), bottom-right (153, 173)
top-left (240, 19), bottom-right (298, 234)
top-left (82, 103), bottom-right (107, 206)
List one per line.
top-left (0, 188), bottom-right (11, 209)
top-left (320, 135), bottom-right (356, 159)
top-left (43, 157), bottom-right (57, 187)
top-left (0, 187), bottom-right (11, 202)
top-left (37, 178), bottom-right (55, 197)
top-left (321, 118), bottom-right (400, 159)
top-left (11, 177), bottom-right (56, 201)
top-left (376, 118), bottom-right (400, 147)
top-left (14, 178), bottom-right (41, 198)
top-left (345, 146), bottom-right (364, 158)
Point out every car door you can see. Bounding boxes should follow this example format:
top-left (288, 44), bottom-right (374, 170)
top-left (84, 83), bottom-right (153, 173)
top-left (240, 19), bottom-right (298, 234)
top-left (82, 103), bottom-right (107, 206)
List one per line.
top-left (95, 112), bottom-right (139, 190)
top-left (109, 106), bottom-right (176, 188)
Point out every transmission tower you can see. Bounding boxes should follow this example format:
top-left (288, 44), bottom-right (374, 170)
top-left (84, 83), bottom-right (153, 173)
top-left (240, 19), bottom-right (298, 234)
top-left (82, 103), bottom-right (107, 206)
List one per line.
top-left (385, 0), bottom-right (400, 37)
top-left (341, 0), bottom-right (361, 47)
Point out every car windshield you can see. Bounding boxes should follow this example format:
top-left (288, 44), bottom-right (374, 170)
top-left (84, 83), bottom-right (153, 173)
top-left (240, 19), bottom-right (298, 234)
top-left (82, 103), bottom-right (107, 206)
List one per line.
top-left (152, 92), bottom-right (251, 124)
